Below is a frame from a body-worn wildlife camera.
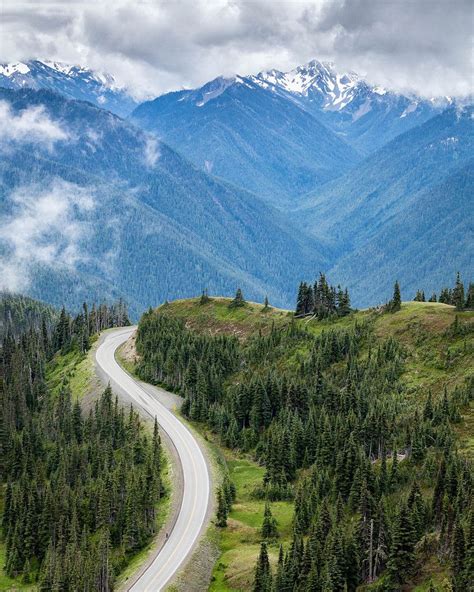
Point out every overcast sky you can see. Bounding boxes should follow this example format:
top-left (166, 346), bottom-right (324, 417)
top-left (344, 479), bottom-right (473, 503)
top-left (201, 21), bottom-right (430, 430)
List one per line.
top-left (1, 0), bottom-right (473, 98)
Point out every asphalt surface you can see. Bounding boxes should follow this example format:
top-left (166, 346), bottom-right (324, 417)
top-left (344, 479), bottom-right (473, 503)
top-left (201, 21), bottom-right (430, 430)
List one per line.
top-left (95, 327), bottom-right (211, 591)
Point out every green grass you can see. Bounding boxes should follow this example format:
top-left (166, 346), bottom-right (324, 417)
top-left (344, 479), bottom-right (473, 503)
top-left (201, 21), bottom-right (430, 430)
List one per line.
top-left (47, 335), bottom-right (98, 400)
top-left (158, 297), bottom-right (291, 340)
top-left (160, 298), bottom-right (474, 590)
top-left (209, 453), bottom-right (293, 592)
top-left (0, 543), bottom-right (36, 591)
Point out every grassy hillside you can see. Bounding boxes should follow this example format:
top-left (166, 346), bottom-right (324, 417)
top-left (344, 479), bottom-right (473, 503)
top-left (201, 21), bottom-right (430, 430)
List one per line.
top-left (158, 298), bottom-right (473, 395)
top-left (140, 297), bottom-right (473, 591)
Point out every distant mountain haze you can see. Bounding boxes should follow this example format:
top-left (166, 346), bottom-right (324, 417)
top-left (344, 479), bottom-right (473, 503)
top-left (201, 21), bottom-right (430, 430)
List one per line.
top-left (0, 58), bottom-right (471, 312)
top-left (0, 88), bottom-right (328, 316)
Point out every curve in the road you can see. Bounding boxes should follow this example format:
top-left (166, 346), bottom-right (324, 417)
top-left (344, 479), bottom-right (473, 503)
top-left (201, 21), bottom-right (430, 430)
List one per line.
top-left (95, 327), bottom-right (211, 592)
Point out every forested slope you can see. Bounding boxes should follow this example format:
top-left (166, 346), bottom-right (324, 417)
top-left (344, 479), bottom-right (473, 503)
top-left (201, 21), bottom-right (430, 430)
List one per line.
top-left (0, 296), bottom-right (163, 590)
top-left (131, 77), bottom-right (359, 206)
top-left (0, 88), bottom-right (328, 315)
top-left (295, 106), bottom-right (474, 306)
top-left (135, 289), bottom-right (474, 590)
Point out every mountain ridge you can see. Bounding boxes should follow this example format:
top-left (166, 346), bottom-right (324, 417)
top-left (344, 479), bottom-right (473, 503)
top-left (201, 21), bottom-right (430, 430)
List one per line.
top-left (0, 60), bottom-right (138, 117)
top-left (0, 87), bottom-right (329, 315)
top-left (131, 75), bottom-right (360, 206)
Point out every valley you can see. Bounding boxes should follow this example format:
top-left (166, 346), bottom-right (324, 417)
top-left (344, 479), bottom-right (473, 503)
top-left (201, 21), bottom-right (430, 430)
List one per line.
top-left (0, 59), bottom-right (471, 311)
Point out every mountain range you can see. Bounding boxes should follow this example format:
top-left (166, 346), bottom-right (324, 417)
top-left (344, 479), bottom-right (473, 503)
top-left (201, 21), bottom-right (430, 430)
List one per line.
top-left (132, 75), bottom-right (360, 206)
top-left (296, 105), bottom-right (474, 304)
top-left (251, 60), bottom-right (445, 154)
top-left (0, 87), bottom-right (326, 315)
top-left (0, 58), bottom-right (471, 312)
top-left (0, 60), bottom-right (138, 117)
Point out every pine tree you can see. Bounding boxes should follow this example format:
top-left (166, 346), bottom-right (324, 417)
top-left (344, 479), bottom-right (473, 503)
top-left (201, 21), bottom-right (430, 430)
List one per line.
top-left (216, 487), bottom-right (228, 527)
top-left (253, 542), bottom-right (272, 592)
top-left (387, 503), bottom-right (415, 584)
top-left (452, 520), bottom-right (466, 591)
top-left (200, 289), bottom-right (211, 305)
top-left (261, 502), bottom-right (278, 539)
top-left (465, 282), bottom-right (474, 309)
top-left (296, 282), bottom-right (306, 316)
top-left (263, 296), bottom-right (270, 311)
top-left (453, 272), bottom-right (465, 311)
top-left (390, 281), bottom-right (401, 312)
top-left (229, 288), bottom-right (246, 308)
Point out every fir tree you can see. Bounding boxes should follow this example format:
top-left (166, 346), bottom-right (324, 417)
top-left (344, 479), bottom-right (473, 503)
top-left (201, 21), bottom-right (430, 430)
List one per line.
top-left (253, 542), bottom-right (272, 592)
top-left (387, 503), bottom-right (415, 584)
top-left (229, 288), bottom-right (246, 308)
top-left (465, 282), bottom-right (474, 309)
top-left (216, 487), bottom-right (228, 527)
top-left (261, 502), bottom-right (278, 539)
top-left (200, 289), bottom-right (211, 305)
top-left (453, 272), bottom-right (465, 311)
top-left (390, 281), bottom-right (402, 312)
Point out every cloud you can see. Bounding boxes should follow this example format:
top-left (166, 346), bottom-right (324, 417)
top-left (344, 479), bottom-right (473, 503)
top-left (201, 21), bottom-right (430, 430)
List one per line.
top-left (0, 180), bottom-right (95, 292)
top-left (0, 100), bottom-right (69, 149)
top-left (143, 134), bottom-right (160, 168)
top-left (1, 0), bottom-right (472, 98)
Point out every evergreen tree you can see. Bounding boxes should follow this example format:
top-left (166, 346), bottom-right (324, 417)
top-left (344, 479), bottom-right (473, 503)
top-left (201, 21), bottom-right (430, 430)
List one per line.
top-left (465, 282), bottom-right (474, 309)
top-left (216, 487), bottom-right (228, 527)
top-left (390, 281), bottom-right (402, 313)
top-left (387, 503), bottom-right (415, 584)
top-left (229, 288), bottom-right (246, 308)
top-left (200, 289), bottom-right (211, 305)
top-left (253, 542), bottom-right (272, 592)
top-left (453, 272), bottom-right (465, 311)
top-left (452, 520), bottom-right (466, 591)
top-left (261, 502), bottom-right (278, 539)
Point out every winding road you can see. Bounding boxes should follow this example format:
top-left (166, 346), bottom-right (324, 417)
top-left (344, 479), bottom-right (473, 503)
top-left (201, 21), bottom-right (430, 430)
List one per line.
top-left (95, 327), bottom-right (211, 591)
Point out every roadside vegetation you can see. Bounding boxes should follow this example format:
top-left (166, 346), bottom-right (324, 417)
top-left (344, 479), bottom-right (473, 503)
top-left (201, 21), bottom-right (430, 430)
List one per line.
top-left (135, 277), bottom-right (473, 591)
top-left (0, 297), bottom-right (166, 591)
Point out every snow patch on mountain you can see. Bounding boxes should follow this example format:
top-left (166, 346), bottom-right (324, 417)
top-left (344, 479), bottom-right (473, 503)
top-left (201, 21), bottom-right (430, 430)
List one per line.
top-left (400, 102), bottom-right (418, 118)
top-left (0, 63), bottom-right (30, 77)
top-left (0, 60), bottom-right (138, 117)
top-left (251, 60), bottom-right (362, 112)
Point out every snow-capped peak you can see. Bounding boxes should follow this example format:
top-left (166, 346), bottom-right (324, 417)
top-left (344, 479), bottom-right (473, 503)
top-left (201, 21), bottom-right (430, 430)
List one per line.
top-left (0, 59), bottom-right (120, 91)
top-left (0, 59), bottom-right (137, 117)
top-left (39, 60), bottom-right (118, 89)
top-left (41, 60), bottom-right (75, 76)
top-left (251, 59), bottom-right (365, 112)
top-left (0, 62), bottom-right (30, 77)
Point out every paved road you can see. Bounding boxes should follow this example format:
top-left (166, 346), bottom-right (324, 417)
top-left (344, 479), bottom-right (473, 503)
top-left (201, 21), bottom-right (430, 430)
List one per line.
top-left (95, 327), bottom-right (211, 591)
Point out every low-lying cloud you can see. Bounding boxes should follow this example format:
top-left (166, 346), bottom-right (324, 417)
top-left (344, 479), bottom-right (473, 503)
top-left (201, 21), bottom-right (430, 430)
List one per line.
top-left (143, 135), bottom-right (160, 168)
top-left (0, 180), bottom-right (95, 292)
top-left (0, 100), bottom-right (69, 149)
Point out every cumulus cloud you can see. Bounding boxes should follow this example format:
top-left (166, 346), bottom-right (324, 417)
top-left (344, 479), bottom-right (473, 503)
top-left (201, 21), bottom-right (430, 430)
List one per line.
top-left (1, 0), bottom-right (472, 98)
top-left (0, 180), bottom-right (95, 292)
top-left (0, 100), bottom-right (69, 149)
